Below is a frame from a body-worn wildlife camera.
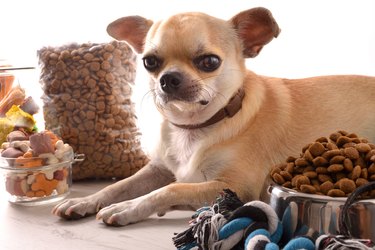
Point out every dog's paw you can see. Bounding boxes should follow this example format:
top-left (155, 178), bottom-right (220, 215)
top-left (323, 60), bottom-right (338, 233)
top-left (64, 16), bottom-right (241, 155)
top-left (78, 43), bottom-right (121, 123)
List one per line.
top-left (96, 197), bottom-right (153, 226)
top-left (52, 197), bottom-right (101, 220)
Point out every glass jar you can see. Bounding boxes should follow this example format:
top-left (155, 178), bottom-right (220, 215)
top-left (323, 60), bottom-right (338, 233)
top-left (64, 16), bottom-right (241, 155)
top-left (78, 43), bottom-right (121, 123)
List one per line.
top-left (0, 154), bottom-right (84, 205)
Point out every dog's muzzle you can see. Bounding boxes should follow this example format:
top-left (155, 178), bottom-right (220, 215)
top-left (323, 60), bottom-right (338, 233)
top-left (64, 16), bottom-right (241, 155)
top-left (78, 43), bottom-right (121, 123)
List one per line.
top-left (158, 71), bottom-right (204, 103)
top-left (160, 72), bottom-right (183, 94)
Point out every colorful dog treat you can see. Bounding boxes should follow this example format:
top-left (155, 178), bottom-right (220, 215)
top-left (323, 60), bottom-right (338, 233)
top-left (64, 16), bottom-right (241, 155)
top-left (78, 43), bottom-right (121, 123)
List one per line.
top-left (29, 132), bottom-right (55, 155)
top-left (6, 130), bottom-right (28, 142)
top-left (1, 147), bottom-right (24, 158)
top-left (270, 130), bottom-right (375, 198)
top-left (19, 96), bottom-right (39, 115)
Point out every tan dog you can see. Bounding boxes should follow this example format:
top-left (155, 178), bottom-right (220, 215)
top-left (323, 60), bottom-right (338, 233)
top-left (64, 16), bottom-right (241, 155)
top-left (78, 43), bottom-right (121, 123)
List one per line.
top-left (53, 7), bottom-right (375, 226)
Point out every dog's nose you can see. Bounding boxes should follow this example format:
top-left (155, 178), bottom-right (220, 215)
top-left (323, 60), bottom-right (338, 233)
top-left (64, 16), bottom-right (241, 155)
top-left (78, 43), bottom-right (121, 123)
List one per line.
top-left (160, 72), bottom-right (182, 93)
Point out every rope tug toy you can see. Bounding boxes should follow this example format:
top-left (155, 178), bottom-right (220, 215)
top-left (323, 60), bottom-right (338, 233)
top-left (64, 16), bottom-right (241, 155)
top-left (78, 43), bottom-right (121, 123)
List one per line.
top-left (173, 184), bottom-right (375, 250)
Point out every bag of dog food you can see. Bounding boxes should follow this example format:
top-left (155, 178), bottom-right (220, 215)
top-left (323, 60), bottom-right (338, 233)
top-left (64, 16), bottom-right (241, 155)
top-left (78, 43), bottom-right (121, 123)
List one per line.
top-left (37, 41), bottom-right (149, 180)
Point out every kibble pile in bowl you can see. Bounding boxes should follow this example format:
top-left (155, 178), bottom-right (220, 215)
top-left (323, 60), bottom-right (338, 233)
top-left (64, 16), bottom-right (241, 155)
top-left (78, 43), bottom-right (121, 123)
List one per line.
top-left (270, 131), bottom-right (375, 197)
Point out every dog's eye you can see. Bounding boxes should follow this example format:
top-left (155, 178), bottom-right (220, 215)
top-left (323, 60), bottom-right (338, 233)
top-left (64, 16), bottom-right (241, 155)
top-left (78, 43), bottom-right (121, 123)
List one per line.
top-left (143, 55), bottom-right (161, 72)
top-left (194, 55), bottom-right (221, 72)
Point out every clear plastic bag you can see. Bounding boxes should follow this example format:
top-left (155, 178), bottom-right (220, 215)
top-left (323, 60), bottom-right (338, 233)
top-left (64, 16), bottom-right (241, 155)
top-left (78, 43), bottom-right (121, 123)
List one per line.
top-left (37, 41), bottom-right (149, 180)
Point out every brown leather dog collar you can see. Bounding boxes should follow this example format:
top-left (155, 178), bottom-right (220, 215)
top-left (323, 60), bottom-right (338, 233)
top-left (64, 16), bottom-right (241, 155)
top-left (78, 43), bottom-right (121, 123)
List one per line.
top-left (171, 87), bottom-right (245, 130)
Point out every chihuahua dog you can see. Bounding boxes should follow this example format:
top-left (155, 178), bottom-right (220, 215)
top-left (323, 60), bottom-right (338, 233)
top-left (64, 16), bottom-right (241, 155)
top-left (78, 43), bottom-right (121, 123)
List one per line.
top-left (53, 7), bottom-right (375, 226)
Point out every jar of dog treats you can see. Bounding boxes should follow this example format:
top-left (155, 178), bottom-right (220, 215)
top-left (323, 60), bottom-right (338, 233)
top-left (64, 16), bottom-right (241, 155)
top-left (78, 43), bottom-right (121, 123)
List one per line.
top-left (0, 130), bottom-right (84, 205)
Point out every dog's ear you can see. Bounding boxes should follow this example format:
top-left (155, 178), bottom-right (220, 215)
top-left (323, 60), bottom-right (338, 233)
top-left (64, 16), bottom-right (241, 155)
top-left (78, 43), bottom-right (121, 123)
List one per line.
top-left (230, 7), bottom-right (280, 58)
top-left (107, 16), bottom-right (153, 54)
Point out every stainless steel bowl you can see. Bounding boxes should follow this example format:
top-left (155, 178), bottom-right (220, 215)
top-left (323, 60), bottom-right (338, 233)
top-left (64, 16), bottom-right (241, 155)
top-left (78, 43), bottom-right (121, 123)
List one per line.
top-left (260, 179), bottom-right (375, 242)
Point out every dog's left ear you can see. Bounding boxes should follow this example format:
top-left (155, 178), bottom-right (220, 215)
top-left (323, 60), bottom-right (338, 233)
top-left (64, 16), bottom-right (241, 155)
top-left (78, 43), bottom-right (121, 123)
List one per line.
top-left (107, 16), bottom-right (153, 54)
top-left (230, 7), bottom-right (280, 58)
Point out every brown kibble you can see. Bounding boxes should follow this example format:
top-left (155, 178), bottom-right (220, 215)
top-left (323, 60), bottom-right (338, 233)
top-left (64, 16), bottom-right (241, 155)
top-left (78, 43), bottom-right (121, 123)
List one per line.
top-left (368, 163), bottom-right (375, 175)
top-left (347, 132), bottom-right (358, 138)
top-left (360, 168), bottom-right (368, 179)
top-left (105, 73), bottom-right (115, 83)
top-left (87, 78), bottom-right (97, 89)
top-left (335, 172), bottom-right (346, 181)
top-left (327, 189), bottom-right (346, 197)
top-left (316, 137), bottom-right (329, 143)
top-left (300, 184), bottom-right (316, 194)
top-left (311, 179), bottom-right (320, 190)
top-left (270, 166), bottom-right (281, 176)
top-left (101, 60), bottom-right (111, 70)
top-left (286, 162), bottom-right (295, 173)
top-left (274, 162), bottom-right (286, 170)
top-left (329, 155), bottom-right (346, 164)
top-left (351, 165), bottom-right (362, 180)
top-left (318, 174), bottom-right (333, 183)
top-left (282, 181), bottom-right (292, 189)
top-left (295, 158), bottom-right (309, 167)
top-left (355, 178), bottom-right (369, 187)
top-left (295, 175), bottom-right (310, 189)
top-left (313, 156), bottom-right (329, 167)
top-left (320, 181), bottom-right (334, 195)
top-left (309, 142), bottom-right (326, 157)
top-left (326, 142), bottom-right (338, 150)
top-left (343, 158), bottom-right (353, 172)
top-left (365, 150), bottom-right (375, 161)
top-left (316, 167), bottom-right (328, 174)
top-left (329, 132), bottom-right (341, 142)
top-left (302, 143), bottom-right (312, 153)
top-left (322, 149), bottom-right (342, 160)
top-left (303, 166), bottom-right (315, 172)
top-left (96, 101), bottom-right (106, 111)
top-left (286, 156), bottom-right (297, 163)
top-left (65, 101), bottom-right (75, 110)
top-left (303, 149), bottom-right (314, 162)
top-left (272, 173), bottom-right (286, 185)
top-left (327, 164), bottom-right (344, 173)
top-left (86, 110), bottom-right (96, 120)
top-left (344, 147), bottom-right (360, 160)
top-left (303, 171), bottom-right (317, 179)
top-left (336, 136), bottom-right (352, 147)
top-left (355, 143), bottom-right (372, 153)
top-left (338, 178), bottom-right (356, 194)
top-left (280, 171), bottom-right (293, 181)
top-left (293, 166), bottom-right (305, 174)
top-left (343, 142), bottom-right (356, 148)
top-left (89, 61), bottom-right (101, 71)
top-left (291, 175), bottom-right (302, 187)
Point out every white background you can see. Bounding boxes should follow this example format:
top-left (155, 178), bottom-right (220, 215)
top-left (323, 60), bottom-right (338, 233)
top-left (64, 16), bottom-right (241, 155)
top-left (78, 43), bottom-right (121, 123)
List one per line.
top-left (1, 0), bottom-right (374, 151)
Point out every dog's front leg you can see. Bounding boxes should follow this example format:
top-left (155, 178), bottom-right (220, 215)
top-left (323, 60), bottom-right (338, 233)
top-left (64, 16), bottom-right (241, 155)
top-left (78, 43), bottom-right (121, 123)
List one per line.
top-left (52, 163), bottom-right (175, 220)
top-left (96, 180), bottom-right (230, 226)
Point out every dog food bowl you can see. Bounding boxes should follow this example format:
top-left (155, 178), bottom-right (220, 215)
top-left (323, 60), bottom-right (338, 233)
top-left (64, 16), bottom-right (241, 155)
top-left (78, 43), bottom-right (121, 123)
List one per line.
top-left (0, 154), bottom-right (84, 206)
top-left (260, 178), bottom-right (375, 242)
